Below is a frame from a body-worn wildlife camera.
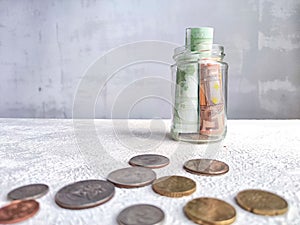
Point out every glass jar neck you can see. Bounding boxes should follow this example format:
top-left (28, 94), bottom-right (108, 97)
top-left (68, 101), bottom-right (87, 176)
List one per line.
top-left (173, 44), bottom-right (225, 63)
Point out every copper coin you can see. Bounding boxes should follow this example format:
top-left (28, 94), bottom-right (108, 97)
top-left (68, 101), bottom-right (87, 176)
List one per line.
top-left (129, 154), bottom-right (170, 169)
top-left (55, 180), bottom-right (115, 209)
top-left (117, 204), bottom-right (165, 225)
top-left (236, 189), bottom-right (288, 216)
top-left (184, 197), bottom-right (236, 225)
top-left (7, 183), bottom-right (49, 200)
top-left (184, 159), bottom-right (229, 176)
top-left (0, 200), bottom-right (39, 224)
top-left (152, 175), bottom-right (196, 198)
top-left (107, 167), bottom-right (156, 188)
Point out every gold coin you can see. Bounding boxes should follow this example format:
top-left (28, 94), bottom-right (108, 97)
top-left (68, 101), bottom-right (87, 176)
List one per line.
top-left (236, 189), bottom-right (288, 216)
top-left (152, 176), bottom-right (196, 198)
top-left (184, 197), bottom-right (236, 225)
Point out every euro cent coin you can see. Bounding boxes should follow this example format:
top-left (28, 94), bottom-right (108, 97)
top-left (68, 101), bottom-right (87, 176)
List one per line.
top-left (117, 204), bottom-right (165, 225)
top-left (184, 159), bottom-right (229, 176)
top-left (236, 189), bottom-right (288, 216)
top-left (107, 167), bottom-right (156, 188)
top-left (7, 183), bottom-right (49, 200)
top-left (0, 200), bottom-right (39, 224)
top-left (129, 154), bottom-right (170, 169)
top-left (55, 180), bottom-right (115, 209)
top-left (152, 175), bottom-right (196, 198)
top-left (184, 197), bottom-right (236, 225)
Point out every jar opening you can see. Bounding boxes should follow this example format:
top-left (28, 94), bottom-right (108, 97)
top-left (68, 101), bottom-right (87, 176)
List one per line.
top-left (173, 44), bottom-right (225, 61)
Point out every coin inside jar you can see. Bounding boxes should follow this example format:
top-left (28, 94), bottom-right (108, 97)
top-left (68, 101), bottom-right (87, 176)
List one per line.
top-left (152, 175), bottom-right (196, 198)
top-left (184, 197), bottom-right (236, 225)
top-left (7, 183), bottom-right (49, 200)
top-left (117, 204), bottom-right (165, 225)
top-left (236, 189), bottom-right (288, 216)
top-left (107, 167), bottom-right (156, 188)
top-left (0, 200), bottom-right (39, 224)
top-left (55, 180), bottom-right (115, 209)
top-left (184, 159), bottom-right (229, 176)
top-left (129, 154), bottom-right (170, 169)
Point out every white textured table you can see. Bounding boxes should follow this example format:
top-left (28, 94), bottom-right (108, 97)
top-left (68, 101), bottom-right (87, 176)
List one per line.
top-left (0, 119), bottom-right (300, 225)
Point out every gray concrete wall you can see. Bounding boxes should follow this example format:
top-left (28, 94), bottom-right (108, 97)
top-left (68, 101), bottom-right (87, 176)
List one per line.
top-left (1, 0), bottom-right (299, 119)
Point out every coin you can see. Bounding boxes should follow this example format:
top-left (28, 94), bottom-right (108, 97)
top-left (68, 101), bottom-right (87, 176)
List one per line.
top-left (117, 204), bottom-right (164, 225)
top-left (184, 197), bottom-right (236, 225)
top-left (107, 167), bottom-right (156, 188)
top-left (0, 200), bottom-right (39, 224)
top-left (236, 189), bottom-right (288, 216)
top-left (184, 159), bottom-right (229, 176)
top-left (129, 154), bottom-right (170, 169)
top-left (55, 180), bottom-right (115, 209)
top-left (152, 175), bottom-right (196, 198)
top-left (7, 183), bottom-right (49, 200)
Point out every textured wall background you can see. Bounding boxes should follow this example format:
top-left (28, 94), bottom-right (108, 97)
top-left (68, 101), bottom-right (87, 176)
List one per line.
top-left (0, 0), bottom-right (300, 119)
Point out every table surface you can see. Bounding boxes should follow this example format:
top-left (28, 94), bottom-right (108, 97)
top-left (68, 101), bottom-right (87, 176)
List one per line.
top-left (0, 119), bottom-right (300, 225)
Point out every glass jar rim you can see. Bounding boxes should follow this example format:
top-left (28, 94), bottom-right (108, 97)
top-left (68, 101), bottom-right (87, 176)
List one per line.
top-left (173, 44), bottom-right (225, 60)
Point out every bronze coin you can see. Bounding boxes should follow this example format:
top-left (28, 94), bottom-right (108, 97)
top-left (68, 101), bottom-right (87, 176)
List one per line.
top-left (236, 189), bottom-right (288, 216)
top-left (184, 197), bottom-right (236, 225)
top-left (0, 200), bottom-right (39, 224)
top-left (129, 154), bottom-right (170, 169)
top-left (184, 159), bottom-right (229, 176)
top-left (152, 175), bottom-right (196, 198)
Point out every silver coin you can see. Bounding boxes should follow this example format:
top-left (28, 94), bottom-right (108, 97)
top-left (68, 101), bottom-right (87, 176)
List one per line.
top-left (7, 183), bottom-right (49, 200)
top-left (184, 159), bottom-right (229, 176)
top-left (129, 154), bottom-right (170, 169)
top-left (55, 180), bottom-right (115, 209)
top-left (107, 167), bottom-right (156, 188)
top-left (117, 204), bottom-right (165, 225)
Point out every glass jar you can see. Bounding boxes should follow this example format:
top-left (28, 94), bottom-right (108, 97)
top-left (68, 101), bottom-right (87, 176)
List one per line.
top-left (171, 44), bottom-right (228, 143)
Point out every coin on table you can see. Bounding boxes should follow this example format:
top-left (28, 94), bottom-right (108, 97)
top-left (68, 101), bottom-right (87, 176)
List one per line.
top-left (184, 159), bottom-right (229, 176)
top-left (184, 197), bottom-right (236, 225)
top-left (152, 175), bottom-right (196, 198)
top-left (0, 200), bottom-right (39, 224)
top-left (107, 167), bottom-right (156, 188)
top-left (236, 189), bottom-right (288, 216)
top-left (117, 204), bottom-right (165, 225)
top-left (129, 154), bottom-right (170, 169)
top-left (55, 179), bottom-right (115, 209)
top-left (7, 183), bottom-right (49, 200)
